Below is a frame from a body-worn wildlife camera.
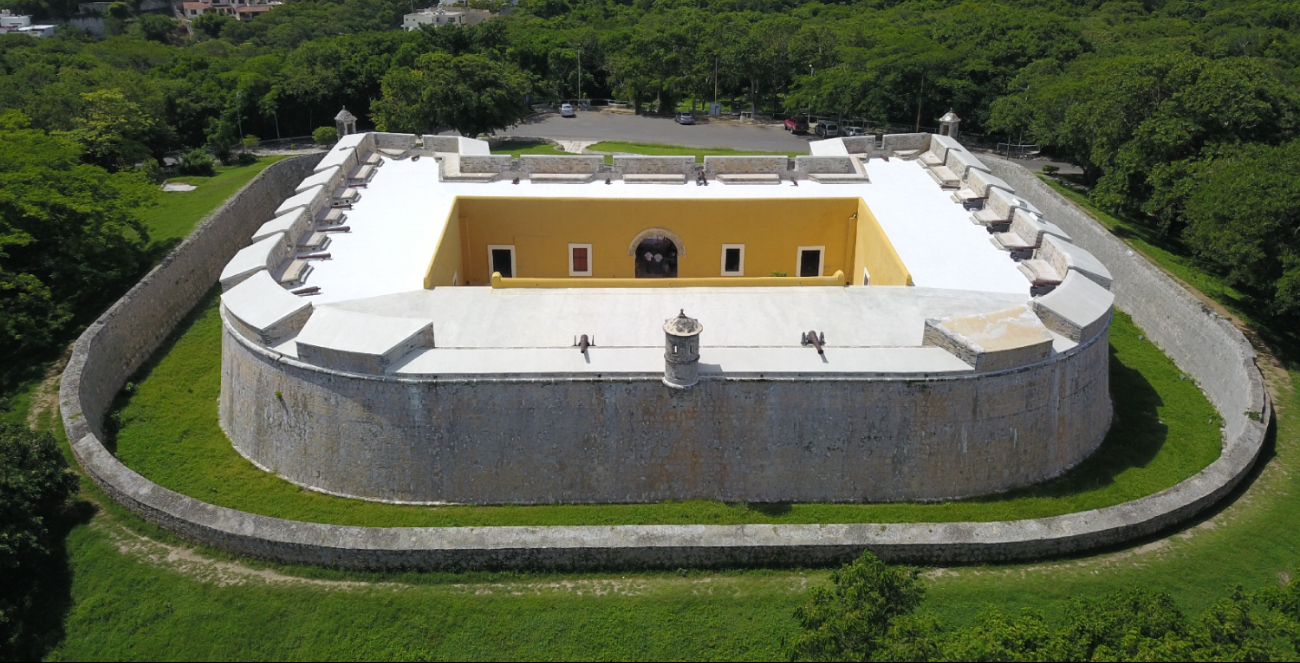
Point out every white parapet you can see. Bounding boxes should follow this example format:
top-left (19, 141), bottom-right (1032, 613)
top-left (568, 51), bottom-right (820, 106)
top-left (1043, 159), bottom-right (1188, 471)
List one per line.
top-left (1032, 271), bottom-right (1115, 342)
top-left (251, 208), bottom-right (310, 243)
top-left (297, 165), bottom-right (343, 193)
top-left (219, 232), bottom-right (292, 290)
top-left (923, 304), bottom-right (1055, 372)
top-left (275, 184), bottom-right (326, 217)
top-left (221, 271), bottom-right (313, 345)
top-left (294, 307), bottom-right (434, 374)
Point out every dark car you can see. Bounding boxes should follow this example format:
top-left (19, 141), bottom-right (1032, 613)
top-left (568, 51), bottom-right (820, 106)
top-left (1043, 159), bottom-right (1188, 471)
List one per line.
top-left (675, 112), bottom-right (695, 125)
top-left (784, 117), bottom-right (809, 133)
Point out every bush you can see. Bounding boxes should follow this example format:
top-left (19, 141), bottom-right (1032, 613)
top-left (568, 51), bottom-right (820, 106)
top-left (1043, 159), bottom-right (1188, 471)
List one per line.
top-left (232, 151), bottom-right (258, 166)
top-left (313, 126), bottom-right (338, 146)
top-left (178, 148), bottom-right (215, 177)
top-left (241, 135), bottom-right (260, 152)
top-left (1042, 164), bottom-right (1059, 174)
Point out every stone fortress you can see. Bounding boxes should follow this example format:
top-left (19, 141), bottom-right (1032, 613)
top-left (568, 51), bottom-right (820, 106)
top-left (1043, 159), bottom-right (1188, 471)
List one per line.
top-left (215, 125), bottom-right (1117, 506)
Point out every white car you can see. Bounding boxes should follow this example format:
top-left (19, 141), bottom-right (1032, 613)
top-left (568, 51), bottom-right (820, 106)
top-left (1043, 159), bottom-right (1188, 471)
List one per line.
top-left (559, 103), bottom-right (576, 117)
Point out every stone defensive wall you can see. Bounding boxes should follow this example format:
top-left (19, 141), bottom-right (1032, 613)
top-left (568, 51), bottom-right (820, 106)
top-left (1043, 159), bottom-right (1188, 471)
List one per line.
top-left (59, 140), bottom-right (1269, 571)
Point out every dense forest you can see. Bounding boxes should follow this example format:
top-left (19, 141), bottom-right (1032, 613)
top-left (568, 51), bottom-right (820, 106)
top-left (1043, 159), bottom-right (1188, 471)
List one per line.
top-left (3, 0), bottom-right (1300, 373)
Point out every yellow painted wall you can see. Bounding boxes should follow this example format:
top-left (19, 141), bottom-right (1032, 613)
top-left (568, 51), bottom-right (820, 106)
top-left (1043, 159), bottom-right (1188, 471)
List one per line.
top-left (423, 198), bottom-right (463, 288)
top-left (455, 197), bottom-right (859, 284)
top-left (492, 270), bottom-right (846, 288)
top-left (852, 198), bottom-right (913, 286)
top-left (423, 196), bottom-right (912, 287)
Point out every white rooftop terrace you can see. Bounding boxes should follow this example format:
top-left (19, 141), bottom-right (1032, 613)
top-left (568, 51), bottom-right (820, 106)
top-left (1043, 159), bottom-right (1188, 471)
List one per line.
top-left (294, 153), bottom-right (1030, 307)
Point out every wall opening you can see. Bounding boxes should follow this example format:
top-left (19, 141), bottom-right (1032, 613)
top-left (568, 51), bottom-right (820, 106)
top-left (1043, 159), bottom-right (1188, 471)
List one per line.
top-left (798, 247), bottom-right (824, 277)
top-left (635, 236), bottom-right (678, 278)
top-left (489, 245), bottom-right (515, 278)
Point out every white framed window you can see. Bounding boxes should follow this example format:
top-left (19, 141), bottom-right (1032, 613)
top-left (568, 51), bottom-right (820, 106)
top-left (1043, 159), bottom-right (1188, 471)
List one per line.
top-left (568, 243), bottom-right (592, 277)
top-left (720, 244), bottom-right (745, 276)
top-left (797, 246), bottom-right (825, 277)
top-left (487, 245), bottom-right (516, 279)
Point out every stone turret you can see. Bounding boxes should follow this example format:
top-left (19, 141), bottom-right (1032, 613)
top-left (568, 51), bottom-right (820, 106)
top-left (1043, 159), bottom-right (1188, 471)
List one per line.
top-left (939, 110), bottom-right (961, 138)
top-left (335, 107), bottom-right (358, 137)
top-left (663, 309), bottom-right (702, 389)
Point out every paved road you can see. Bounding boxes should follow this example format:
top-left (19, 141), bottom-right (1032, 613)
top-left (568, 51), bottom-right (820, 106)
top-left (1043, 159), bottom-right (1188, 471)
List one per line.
top-left (497, 111), bottom-right (817, 153)
top-left (444, 110), bottom-right (1086, 174)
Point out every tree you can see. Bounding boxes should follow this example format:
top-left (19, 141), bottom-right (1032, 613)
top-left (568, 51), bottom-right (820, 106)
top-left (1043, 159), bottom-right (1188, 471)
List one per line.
top-left (1181, 141), bottom-right (1300, 316)
top-left (191, 12), bottom-right (233, 40)
top-left (784, 552), bottom-right (925, 661)
top-left (371, 52), bottom-right (530, 137)
top-left (0, 423), bottom-right (79, 658)
top-left (63, 89), bottom-right (160, 172)
top-left (0, 111), bottom-right (156, 369)
top-left (134, 12), bottom-right (177, 44)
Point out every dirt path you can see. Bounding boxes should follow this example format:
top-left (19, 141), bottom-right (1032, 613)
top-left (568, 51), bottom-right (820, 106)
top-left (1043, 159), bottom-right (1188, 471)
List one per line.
top-left (26, 350), bottom-right (68, 430)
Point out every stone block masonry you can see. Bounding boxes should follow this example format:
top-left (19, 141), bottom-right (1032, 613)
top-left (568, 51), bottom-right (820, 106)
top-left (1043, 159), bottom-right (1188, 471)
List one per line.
top-left (60, 155), bottom-right (1269, 571)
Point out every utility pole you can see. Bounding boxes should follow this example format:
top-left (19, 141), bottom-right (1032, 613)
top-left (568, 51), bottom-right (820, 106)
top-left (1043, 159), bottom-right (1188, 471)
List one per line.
top-left (713, 54), bottom-right (718, 106)
top-left (235, 90), bottom-right (244, 152)
top-left (577, 47), bottom-right (582, 103)
top-left (914, 72), bottom-right (924, 132)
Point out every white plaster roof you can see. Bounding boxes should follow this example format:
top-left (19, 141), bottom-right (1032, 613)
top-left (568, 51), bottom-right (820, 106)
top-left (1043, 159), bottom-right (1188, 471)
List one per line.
top-left (295, 306), bottom-right (431, 356)
top-left (295, 155), bottom-right (1032, 306)
top-left (326, 286), bottom-right (1027, 350)
top-left (314, 134), bottom-right (365, 173)
top-left (218, 133), bottom-right (1116, 377)
top-left (809, 139), bottom-right (849, 156)
top-left (391, 346), bottom-right (973, 377)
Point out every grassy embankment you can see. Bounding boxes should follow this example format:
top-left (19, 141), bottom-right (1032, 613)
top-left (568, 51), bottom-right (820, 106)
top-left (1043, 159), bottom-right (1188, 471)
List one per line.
top-left (22, 156), bottom-right (1300, 659)
top-left (106, 304), bottom-right (1217, 528)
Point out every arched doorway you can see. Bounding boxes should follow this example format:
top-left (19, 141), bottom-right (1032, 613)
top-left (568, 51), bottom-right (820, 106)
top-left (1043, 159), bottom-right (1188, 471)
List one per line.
top-left (634, 236), bottom-right (678, 278)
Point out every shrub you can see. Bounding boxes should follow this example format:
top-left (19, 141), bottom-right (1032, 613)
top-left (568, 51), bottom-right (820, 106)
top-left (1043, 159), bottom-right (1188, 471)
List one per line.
top-left (313, 126), bottom-right (338, 146)
top-left (178, 148), bottom-right (215, 177)
top-left (232, 151), bottom-right (258, 166)
top-left (241, 135), bottom-right (260, 152)
top-left (1042, 164), bottom-right (1060, 174)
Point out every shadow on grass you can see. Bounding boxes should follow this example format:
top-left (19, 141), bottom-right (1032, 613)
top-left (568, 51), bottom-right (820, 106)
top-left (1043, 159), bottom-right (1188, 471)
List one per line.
top-left (0, 500), bottom-right (96, 661)
top-left (961, 343), bottom-right (1165, 505)
top-left (102, 285), bottom-right (223, 454)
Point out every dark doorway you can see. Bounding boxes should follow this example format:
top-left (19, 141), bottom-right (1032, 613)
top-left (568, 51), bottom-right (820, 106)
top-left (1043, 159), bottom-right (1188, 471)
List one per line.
top-left (635, 237), bottom-right (678, 278)
top-left (799, 248), bottom-right (822, 277)
top-left (491, 248), bottom-right (514, 278)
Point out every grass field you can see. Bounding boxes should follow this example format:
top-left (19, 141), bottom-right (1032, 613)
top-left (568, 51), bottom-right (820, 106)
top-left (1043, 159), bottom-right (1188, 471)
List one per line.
top-left (107, 300), bottom-right (1218, 528)
top-left (17, 150), bottom-right (1300, 659)
top-left (489, 139), bottom-right (571, 158)
top-left (588, 140), bottom-right (803, 162)
top-left (143, 157), bottom-right (288, 249)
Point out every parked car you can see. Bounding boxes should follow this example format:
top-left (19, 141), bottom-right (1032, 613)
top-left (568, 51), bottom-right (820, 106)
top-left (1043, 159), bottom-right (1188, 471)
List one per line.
top-left (784, 117), bottom-right (809, 133)
top-left (559, 103), bottom-right (576, 117)
top-left (814, 122), bottom-right (840, 138)
top-left (675, 112), bottom-right (695, 125)
top-left (844, 126), bottom-right (865, 136)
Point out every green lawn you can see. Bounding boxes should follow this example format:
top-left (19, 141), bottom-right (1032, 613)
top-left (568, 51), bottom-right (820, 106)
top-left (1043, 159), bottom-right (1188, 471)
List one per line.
top-left (143, 157), bottom-right (288, 249)
top-left (588, 141), bottom-right (803, 163)
top-left (489, 139), bottom-right (571, 158)
top-left (107, 298), bottom-right (1218, 528)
